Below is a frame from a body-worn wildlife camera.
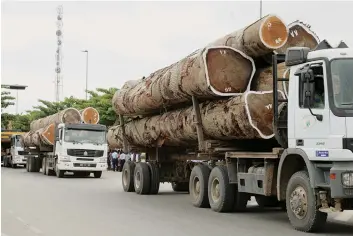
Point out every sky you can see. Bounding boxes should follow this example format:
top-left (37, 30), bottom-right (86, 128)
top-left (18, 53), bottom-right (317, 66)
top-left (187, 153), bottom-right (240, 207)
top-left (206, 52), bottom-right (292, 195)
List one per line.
top-left (1, 0), bottom-right (353, 114)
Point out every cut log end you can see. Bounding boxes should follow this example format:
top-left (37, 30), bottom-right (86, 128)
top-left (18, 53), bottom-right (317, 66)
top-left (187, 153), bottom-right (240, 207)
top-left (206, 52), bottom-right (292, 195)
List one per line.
top-left (259, 15), bottom-right (288, 50)
top-left (276, 21), bottom-right (320, 54)
top-left (245, 91), bottom-right (285, 139)
top-left (205, 47), bottom-right (255, 95)
top-left (62, 108), bottom-right (81, 124)
top-left (42, 124), bottom-right (55, 146)
top-left (81, 107), bottom-right (100, 124)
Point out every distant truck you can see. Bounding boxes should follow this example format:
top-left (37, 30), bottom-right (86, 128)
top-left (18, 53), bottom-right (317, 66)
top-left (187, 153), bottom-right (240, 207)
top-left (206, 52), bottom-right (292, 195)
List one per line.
top-left (1, 130), bottom-right (27, 168)
top-left (23, 123), bottom-right (108, 178)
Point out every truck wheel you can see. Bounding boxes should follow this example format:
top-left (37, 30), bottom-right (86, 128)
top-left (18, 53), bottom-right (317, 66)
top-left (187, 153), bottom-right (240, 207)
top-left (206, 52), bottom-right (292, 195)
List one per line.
top-left (208, 166), bottom-right (235, 212)
top-left (286, 171), bottom-right (327, 232)
top-left (122, 161), bottom-right (135, 192)
top-left (172, 182), bottom-right (189, 192)
top-left (42, 157), bottom-right (47, 175)
top-left (147, 162), bottom-right (160, 195)
top-left (255, 195), bottom-right (279, 208)
top-left (134, 162), bottom-right (151, 195)
top-left (55, 161), bottom-right (64, 178)
top-left (94, 171), bottom-right (102, 178)
top-left (26, 158), bottom-right (30, 172)
top-left (28, 156), bottom-right (35, 172)
top-left (233, 187), bottom-right (250, 212)
top-left (189, 164), bottom-right (211, 208)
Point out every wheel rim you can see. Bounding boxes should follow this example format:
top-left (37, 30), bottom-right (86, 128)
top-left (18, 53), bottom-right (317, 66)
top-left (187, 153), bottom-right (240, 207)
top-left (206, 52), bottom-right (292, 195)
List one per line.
top-left (123, 169), bottom-right (129, 187)
top-left (211, 177), bottom-right (220, 203)
top-left (135, 170), bottom-right (141, 189)
top-left (192, 176), bottom-right (201, 199)
top-left (289, 186), bottom-right (308, 220)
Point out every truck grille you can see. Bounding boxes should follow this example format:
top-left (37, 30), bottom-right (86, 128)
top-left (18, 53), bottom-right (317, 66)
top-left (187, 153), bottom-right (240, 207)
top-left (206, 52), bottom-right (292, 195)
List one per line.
top-left (18, 151), bottom-right (30, 155)
top-left (67, 149), bottom-right (103, 157)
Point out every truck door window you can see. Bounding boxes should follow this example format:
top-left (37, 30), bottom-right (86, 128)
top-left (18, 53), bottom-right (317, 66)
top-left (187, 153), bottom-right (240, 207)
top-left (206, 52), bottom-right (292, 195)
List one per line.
top-left (59, 128), bottom-right (63, 140)
top-left (299, 64), bottom-right (325, 109)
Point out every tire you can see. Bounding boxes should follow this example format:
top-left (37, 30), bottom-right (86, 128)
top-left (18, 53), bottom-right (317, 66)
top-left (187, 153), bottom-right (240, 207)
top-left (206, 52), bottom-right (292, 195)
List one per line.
top-left (255, 195), bottom-right (279, 208)
top-left (208, 166), bottom-right (235, 212)
top-left (28, 156), bottom-right (36, 172)
top-left (11, 158), bottom-right (17, 168)
top-left (122, 161), bottom-right (136, 192)
top-left (48, 169), bottom-right (56, 176)
top-left (189, 164), bottom-right (211, 208)
top-left (42, 157), bottom-right (47, 175)
top-left (26, 158), bottom-right (30, 172)
top-left (55, 161), bottom-right (64, 178)
top-left (172, 182), bottom-right (189, 192)
top-left (134, 162), bottom-right (151, 195)
top-left (286, 171), bottom-right (327, 232)
top-left (94, 171), bottom-right (102, 178)
top-left (147, 162), bottom-right (160, 195)
top-left (233, 187), bottom-right (249, 212)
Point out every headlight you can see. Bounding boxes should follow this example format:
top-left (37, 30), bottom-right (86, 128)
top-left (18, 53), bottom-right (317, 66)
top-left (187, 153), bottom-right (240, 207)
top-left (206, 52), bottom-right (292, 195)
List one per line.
top-left (342, 172), bottom-right (353, 187)
top-left (60, 156), bottom-right (71, 162)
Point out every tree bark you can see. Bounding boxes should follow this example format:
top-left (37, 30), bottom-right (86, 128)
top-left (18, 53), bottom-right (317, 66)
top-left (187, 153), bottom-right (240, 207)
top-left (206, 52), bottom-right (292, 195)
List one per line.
top-left (113, 47), bottom-right (255, 116)
top-left (30, 108), bottom-right (81, 131)
top-left (207, 14), bottom-right (288, 57)
top-left (252, 62), bottom-right (290, 96)
top-left (80, 107), bottom-right (100, 124)
top-left (107, 91), bottom-right (284, 149)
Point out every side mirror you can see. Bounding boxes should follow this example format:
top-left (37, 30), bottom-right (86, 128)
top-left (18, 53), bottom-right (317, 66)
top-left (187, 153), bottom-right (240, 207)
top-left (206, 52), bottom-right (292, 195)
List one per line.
top-left (298, 68), bottom-right (323, 121)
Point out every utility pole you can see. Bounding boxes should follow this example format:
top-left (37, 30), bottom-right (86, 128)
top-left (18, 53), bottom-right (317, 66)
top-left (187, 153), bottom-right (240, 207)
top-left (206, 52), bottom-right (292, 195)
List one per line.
top-left (260, 0), bottom-right (263, 19)
top-left (81, 50), bottom-right (89, 100)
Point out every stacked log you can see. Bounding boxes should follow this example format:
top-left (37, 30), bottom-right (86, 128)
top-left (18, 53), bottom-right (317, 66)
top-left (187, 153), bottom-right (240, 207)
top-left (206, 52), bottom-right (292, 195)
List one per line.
top-left (22, 108), bottom-right (82, 147)
top-left (113, 14), bottom-right (289, 117)
top-left (108, 90), bottom-right (285, 149)
top-left (80, 107), bottom-right (100, 124)
top-left (107, 16), bottom-right (321, 149)
top-left (30, 108), bottom-right (81, 131)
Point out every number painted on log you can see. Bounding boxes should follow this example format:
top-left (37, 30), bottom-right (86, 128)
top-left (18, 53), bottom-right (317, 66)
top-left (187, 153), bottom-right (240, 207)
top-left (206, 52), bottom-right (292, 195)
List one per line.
top-left (225, 87), bottom-right (232, 92)
top-left (290, 30), bottom-right (298, 38)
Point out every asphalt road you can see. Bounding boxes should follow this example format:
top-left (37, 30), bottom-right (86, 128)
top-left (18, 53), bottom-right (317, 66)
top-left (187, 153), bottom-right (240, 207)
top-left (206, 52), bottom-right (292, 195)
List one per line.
top-left (2, 167), bottom-right (353, 236)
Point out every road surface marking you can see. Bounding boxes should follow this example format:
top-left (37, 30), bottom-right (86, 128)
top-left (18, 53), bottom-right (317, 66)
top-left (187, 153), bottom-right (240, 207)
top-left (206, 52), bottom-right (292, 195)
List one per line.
top-left (14, 215), bottom-right (44, 234)
top-left (29, 226), bottom-right (43, 235)
top-left (16, 217), bottom-right (25, 223)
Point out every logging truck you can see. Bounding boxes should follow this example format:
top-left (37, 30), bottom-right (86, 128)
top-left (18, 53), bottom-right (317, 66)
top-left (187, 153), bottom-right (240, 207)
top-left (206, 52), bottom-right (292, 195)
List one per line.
top-left (1, 130), bottom-right (27, 168)
top-left (119, 40), bottom-right (353, 232)
top-left (24, 123), bottom-right (108, 178)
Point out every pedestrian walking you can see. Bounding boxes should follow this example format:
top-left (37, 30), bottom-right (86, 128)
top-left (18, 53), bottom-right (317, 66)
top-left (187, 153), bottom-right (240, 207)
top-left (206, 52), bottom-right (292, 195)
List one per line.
top-left (111, 150), bottom-right (118, 171)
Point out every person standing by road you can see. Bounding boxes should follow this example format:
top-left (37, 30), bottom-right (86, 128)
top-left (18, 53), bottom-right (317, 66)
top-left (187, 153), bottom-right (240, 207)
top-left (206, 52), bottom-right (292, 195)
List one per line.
top-left (118, 151), bottom-right (126, 172)
top-left (111, 150), bottom-right (118, 171)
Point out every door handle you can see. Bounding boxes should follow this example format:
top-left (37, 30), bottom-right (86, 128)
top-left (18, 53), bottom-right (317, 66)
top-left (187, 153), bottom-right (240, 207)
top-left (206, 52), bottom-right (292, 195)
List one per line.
top-left (296, 139), bottom-right (304, 146)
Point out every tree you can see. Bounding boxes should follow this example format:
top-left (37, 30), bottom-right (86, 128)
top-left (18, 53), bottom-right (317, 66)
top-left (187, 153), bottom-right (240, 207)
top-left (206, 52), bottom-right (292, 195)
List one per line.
top-left (1, 91), bottom-right (15, 110)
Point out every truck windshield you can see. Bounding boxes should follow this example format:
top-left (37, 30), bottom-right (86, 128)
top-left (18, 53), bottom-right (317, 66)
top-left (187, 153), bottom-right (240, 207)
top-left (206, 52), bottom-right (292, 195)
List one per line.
top-left (64, 129), bottom-right (106, 144)
top-left (15, 136), bottom-right (23, 147)
top-left (331, 59), bottom-right (353, 109)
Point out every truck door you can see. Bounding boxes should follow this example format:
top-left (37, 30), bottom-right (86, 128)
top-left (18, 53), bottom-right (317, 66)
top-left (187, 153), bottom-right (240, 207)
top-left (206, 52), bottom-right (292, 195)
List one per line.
top-left (294, 60), bottom-right (331, 160)
top-left (55, 128), bottom-right (63, 155)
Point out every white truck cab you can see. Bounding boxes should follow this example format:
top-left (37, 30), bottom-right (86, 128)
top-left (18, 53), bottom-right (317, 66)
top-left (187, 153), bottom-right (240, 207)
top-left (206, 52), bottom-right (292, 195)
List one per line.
top-left (10, 135), bottom-right (28, 166)
top-left (270, 40), bottom-right (353, 231)
top-left (26, 123), bottom-right (108, 178)
top-left (54, 123), bottom-right (108, 175)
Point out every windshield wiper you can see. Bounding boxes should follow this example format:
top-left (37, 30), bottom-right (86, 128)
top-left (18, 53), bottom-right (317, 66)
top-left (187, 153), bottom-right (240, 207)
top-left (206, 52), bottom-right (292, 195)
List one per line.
top-left (341, 103), bottom-right (353, 105)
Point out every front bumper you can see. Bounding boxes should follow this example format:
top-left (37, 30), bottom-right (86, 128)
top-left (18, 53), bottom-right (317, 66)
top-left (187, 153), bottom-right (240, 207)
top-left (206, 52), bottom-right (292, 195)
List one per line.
top-left (13, 156), bottom-right (27, 165)
top-left (57, 161), bottom-right (107, 171)
top-left (330, 162), bottom-right (353, 198)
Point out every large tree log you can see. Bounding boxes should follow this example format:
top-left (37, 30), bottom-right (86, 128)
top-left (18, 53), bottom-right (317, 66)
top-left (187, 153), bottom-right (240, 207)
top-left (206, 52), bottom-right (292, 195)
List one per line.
top-left (207, 14), bottom-right (288, 57)
top-left (107, 91), bottom-right (284, 149)
top-left (30, 108), bottom-right (81, 131)
top-left (113, 47), bottom-right (256, 116)
top-left (113, 14), bottom-right (289, 117)
top-left (275, 20), bottom-right (320, 54)
top-left (80, 107), bottom-right (100, 124)
top-left (22, 123), bottom-right (55, 147)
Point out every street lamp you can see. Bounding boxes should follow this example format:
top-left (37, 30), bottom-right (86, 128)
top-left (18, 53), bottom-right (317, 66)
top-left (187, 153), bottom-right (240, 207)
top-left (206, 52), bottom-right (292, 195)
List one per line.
top-left (81, 50), bottom-right (88, 100)
top-left (260, 0), bottom-right (262, 19)
top-left (1, 84), bottom-right (28, 114)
